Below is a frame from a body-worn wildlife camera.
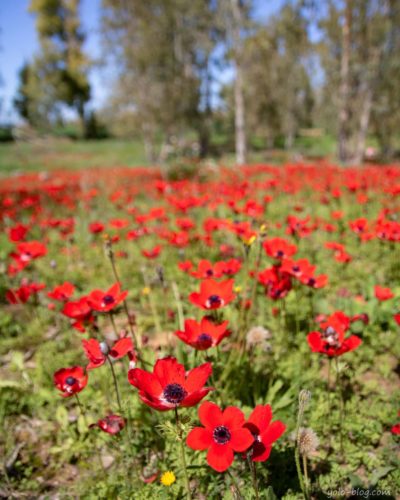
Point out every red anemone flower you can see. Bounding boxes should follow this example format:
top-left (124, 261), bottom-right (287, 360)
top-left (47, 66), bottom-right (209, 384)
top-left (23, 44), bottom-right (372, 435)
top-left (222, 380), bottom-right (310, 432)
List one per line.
top-left (299, 272), bottom-right (328, 289)
top-left (190, 260), bottom-right (224, 279)
top-left (280, 258), bottom-right (314, 280)
top-left (90, 414), bottom-right (126, 435)
top-left (374, 285), bottom-right (394, 301)
top-left (89, 221), bottom-right (105, 234)
top-left (82, 337), bottom-right (134, 370)
top-left (87, 283), bottom-right (128, 312)
top-left (62, 297), bottom-right (94, 332)
top-left (307, 312), bottom-right (362, 357)
top-left (128, 356), bottom-right (212, 411)
top-left (189, 279), bottom-right (235, 310)
top-left (6, 281), bottom-right (44, 304)
top-left (175, 317), bottom-right (230, 350)
top-left (186, 401), bottom-right (253, 472)
top-left (263, 237), bottom-right (297, 260)
top-left (48, 282), bottom-right (75, 302)
top-left (54, 366), bottom-right (88, 397)
top-left (244, 405), bottom-right (286, 462)
top-left (142, 245), bottom-right (162, 259)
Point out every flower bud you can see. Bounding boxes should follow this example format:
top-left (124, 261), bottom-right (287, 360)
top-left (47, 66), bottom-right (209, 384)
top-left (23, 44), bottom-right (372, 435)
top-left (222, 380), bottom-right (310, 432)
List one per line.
top-left (100, 342), bottom-right (110, 355)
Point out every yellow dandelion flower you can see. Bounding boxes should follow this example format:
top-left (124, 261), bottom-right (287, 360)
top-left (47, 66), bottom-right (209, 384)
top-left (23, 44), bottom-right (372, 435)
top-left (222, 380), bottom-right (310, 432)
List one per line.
top-left (160, 471), bottom-right (176, 486)
top-left (243, 235), bottom-right (256, 246)
top-left (234, 286), bottom-right (242, 293)
top-left (142, 286), bottom-right (150, 295)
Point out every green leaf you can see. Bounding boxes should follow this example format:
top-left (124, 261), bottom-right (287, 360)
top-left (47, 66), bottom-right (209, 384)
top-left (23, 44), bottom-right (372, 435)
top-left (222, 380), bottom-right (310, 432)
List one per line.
top-left (369, 466), bottom-right (396, 487)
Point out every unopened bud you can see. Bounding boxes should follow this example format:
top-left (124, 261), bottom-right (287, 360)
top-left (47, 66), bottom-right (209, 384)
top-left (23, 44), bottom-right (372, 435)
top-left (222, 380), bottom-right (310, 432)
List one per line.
top-left (100, 342), bottom-right (110, 355)
top-left (299, 389), bottom-right (311, 409)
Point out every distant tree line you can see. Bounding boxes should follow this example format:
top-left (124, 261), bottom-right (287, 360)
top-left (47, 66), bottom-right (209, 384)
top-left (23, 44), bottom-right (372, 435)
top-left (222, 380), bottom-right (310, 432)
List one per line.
top-left (14, 0), bottom-right (400, 164)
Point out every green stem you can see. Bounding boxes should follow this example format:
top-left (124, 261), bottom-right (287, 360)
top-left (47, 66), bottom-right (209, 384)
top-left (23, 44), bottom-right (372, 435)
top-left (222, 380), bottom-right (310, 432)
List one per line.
top-left (335, 357), bottom-right (344, 455)
top-left (303, 454), bottom-right (310, 500)
top-left (107, 356), bottom-right (123, 413)
top-left (295, 448), bottom-right (306, 498)
top-left (248, 456), bottom-right (260, 500)
top-left (107, 243), bottom-right (141, 356)
top-left (171, 281), bottom-right (184, 331)
top-left (174, 407), bottom-right (192, 500)
top-left (294, 400), bottom-right (306, 497)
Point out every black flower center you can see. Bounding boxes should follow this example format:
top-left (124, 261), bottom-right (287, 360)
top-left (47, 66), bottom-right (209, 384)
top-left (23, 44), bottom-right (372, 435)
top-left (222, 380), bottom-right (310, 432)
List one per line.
top-left (196, 333), bottom-right (213, 348)
top-left (213, 425), bottom-right (231, 444)
top-left (103, 294), bottom-right (115, 305)
top-left (276, 250), bottom-right (284, 257)
top-left (207, 294), bottom-right (221, 307)
top-left (65, 376), bottom-right (77, 386)
top-left (206, 269), bottom-right (214, 276)
top-left (163, 383), bottom-right (187, 404)
top-left (292, 265), bottom-right (300, 272)
top-left (308, 277), bottom-right (316, 286)
top-left (323, 326), bottom-right (340, 347)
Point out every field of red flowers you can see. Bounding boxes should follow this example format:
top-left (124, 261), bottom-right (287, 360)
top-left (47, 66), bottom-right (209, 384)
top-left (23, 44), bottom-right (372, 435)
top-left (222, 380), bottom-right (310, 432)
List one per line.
top-left (0, 162), bottom-right (399, 499)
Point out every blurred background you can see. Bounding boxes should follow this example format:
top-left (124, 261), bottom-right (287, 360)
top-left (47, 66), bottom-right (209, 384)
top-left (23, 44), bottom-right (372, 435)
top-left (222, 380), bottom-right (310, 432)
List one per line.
top-left (0, 0), bottom-right (399, 170)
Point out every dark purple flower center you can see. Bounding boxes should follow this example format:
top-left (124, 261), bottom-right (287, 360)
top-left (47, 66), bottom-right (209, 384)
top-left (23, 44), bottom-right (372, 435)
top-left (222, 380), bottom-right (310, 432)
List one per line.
top-left (276, 250), bottom-right (284, 257)
top-left (207, 294), bottom-right (221, 306)
top-left (322, 326), bottom-right (340, 347)
top-left (206, 269), bottom-right (214, 276)
top-left (163, 383), bottom-right (187, 404)
top-left (292, 265), bottom-right (300, 272)
top-left (308, 277), bottom-right (316, 286)
top-left (103, 294), bottom-right (115, 305)
top-left (213, 425), bottom-right (231, 444)
top-left (65, 376), bottom-right (77, 386)
top-left (196, 333), bottom-right (213, 348)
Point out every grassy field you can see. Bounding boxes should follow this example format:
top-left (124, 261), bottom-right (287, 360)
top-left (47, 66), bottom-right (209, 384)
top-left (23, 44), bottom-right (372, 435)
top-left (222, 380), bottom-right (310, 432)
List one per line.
top-left (0, 133), bottom-right (339, 176)
top-left (0, 139), bottom-right (150, 175)
top-left (0, 159), bottom-right (399, 498)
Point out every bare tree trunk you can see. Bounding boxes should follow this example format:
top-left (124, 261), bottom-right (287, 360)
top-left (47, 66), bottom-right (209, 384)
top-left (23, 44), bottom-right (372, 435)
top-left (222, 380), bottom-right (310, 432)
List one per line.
top-left (230, 0), bottom-right (246, 165)
top-left (338, 0), bottom-right (352, 164)
top-left (353, 87), bottom-right (372, 165)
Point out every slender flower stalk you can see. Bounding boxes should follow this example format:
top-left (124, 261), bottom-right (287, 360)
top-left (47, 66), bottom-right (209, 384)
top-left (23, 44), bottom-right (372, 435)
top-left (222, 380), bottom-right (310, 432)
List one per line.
top-left (107, 355), bottom-right (123, 413)
top-left (174, 407), bottom-right (192, 500)
top-left (294, 390), bottom-right (311, 499)
top-left (104, 238), bottom-right (141, 356)
top-left (247, 455), bottom-right (260, 500)
top-left (335, 357), bottom-right (345, 455)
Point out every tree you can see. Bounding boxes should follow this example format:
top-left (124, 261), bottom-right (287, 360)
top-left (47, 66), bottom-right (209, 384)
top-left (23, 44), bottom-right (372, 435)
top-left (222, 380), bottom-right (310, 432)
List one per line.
top-left (238, 2), bottom-right (314, 150)
top-left (16, 0), bottom-right (90, 131)
top-left (101, 0), bottom-right (219, 161)
top-left (318, 0), bottom-right (399, 163)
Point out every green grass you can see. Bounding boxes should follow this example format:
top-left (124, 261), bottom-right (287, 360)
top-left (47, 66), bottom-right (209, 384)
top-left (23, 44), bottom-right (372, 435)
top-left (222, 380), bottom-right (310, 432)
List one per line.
top-left (0, 133), bottom-right (342, 177)
top-left (0, 139), bottom-right (149, 175)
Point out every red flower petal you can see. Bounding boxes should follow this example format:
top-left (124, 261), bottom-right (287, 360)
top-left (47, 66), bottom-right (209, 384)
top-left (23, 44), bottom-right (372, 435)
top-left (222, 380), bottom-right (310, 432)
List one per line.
top-left (199, 401), bottom-right (223, 428)
top-left (185, 363), bottom-right (212, 393)
top-left (222, 406), bottom-right (245, 429)
top-left (128, 368), bottom-right (162, 396)
top-left (260, 421), bottom-right (286, 445)
top-left (229, 428), bottom-right (254, 452)
top-left (207, 443), bottom-right (234, 472)
top-left (186, 427), bottom-right (213, 450)
top-left (153, 357), bottom-right (185, 386)
top-left (247, 404), bottom-right (272, 431)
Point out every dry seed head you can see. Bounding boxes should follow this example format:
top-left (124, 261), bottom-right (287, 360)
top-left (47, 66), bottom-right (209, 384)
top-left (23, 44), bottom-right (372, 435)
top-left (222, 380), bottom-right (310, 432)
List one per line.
top-left (297, 427), bottom-right (319, 457)
top-left (246, 326), bottom-right (272, 348)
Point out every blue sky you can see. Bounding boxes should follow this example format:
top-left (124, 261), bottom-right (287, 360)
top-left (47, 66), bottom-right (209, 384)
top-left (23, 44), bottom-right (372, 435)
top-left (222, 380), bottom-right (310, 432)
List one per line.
top-left (0, 0), bottom-right (287, 123)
